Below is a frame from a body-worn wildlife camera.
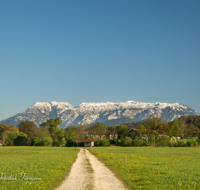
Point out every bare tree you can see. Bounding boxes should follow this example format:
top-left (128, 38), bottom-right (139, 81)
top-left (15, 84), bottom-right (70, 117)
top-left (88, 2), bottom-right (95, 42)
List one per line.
top-left (179, 116), bottom-right (187, 139)
top-left (75, 125), bottom-right (86, 147)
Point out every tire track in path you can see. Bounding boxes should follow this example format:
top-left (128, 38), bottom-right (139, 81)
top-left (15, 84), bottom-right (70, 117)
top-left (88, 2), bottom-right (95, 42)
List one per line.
top-left (56, 148), bottom-right (126, 190)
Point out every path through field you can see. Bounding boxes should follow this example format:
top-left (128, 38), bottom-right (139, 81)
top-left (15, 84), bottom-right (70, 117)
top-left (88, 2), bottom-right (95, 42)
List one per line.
top-left (56, 148), bottom-right (126, 190)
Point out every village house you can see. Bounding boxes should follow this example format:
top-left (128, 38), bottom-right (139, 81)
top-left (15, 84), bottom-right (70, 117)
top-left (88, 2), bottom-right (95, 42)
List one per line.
top-left (0, 140), bottom-right (5, 146)
top-left (86, 130), bottom-right (117, 140)
top-left (82, 140), bottom-right (95, 147)
top-left (129, 128), bottom-right (168, 139)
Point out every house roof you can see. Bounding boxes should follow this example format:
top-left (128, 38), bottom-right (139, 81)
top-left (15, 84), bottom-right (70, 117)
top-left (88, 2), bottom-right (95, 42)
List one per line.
top-left (129, 128), bottom-right (167, 135)
top-left (129, 128), bottom-right (151, 134)
top-left (82, 140), bottom-right (95, 142)
top-left (87, 130), bottom-right (110, 135)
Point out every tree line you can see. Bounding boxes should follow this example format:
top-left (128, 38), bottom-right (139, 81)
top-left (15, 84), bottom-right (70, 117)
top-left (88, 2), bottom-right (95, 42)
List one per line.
top-left (0, 115), bottom-right (200, 147)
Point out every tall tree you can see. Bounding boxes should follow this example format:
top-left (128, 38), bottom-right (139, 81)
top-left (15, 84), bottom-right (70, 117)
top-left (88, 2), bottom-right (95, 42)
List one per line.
top-left (17, 121), bottom-right (39, 144)
top-left (185, 124), bottom-right (199, 137)
top-left (75, 125), bottom-right (85, 147)
top-left (116, 125), bottom-right (128, 139)
top-left (65, 126), bottom-right (78, 140)
top-left (0, 123), bottom-right (18, 141)
top-left (179, 116), bottom-right (187, 139)
top-left (93, 122), bottom-right (107, 140)
top-left (6, 131), bottom-right (19, 145)
top-left (108, 125), bottom-right (117, 140)
top-left (54, 129), bottom-right (66, 146)
top-left (13, 132), bottom-right (27, 146)
top-left (143, 117), bottom-right (169, 134)
top-left (40, 118), bottom-right (62, 135)
top-left (169, 119), bottom-right (180, 137)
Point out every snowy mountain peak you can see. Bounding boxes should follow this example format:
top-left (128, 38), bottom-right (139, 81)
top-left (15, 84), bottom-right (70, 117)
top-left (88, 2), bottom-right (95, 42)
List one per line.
top-left (32, 102), bottom-right (51, 108)
top-left (33, 101), bottom-right (74, 108)
top-left (1, 101), bottom-right (199, 129)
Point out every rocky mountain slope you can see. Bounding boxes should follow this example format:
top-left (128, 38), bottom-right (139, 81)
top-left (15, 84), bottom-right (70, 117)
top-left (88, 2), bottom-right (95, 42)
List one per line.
top-left (1, 101), bottom-right (199, 128)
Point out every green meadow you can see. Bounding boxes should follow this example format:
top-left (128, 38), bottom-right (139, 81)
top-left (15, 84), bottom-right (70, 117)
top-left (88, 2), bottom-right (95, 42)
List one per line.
top-left (89, 147), bottom-right (200, 190)
top-left (0, 147), bottom-right (79, 190)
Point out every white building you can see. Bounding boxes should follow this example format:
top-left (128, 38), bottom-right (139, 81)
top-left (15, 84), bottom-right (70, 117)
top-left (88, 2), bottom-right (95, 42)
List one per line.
top-left (82, 140), bottom-right (95, 147)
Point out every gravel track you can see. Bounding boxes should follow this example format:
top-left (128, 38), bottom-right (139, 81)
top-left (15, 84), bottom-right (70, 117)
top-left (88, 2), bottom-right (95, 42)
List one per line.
top-left (55, 148), bottom-right (126, 190)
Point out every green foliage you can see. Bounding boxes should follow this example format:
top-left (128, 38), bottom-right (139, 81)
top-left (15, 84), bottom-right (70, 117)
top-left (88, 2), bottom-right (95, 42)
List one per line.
top-left (39, 118), bottom-right (67, 146)
top-left (133, 139), bottom-right (144, 147)
top-left (13, 132), bottom-right (27, 146)
top-left (169, 137), bottom-right (177, 147)
top-left (42, 136), bottom-right (53, 146)
top-left (143, 117), bottom-right (169, 132)
top-left (185, 124), bottom-right (199, 137)
top-left (186, 139), bottom-right (197, 147)
top-left (197, 135), bottom-right (200, 144)
top-left (65, 125), bottom-right (85, 147)
top-left (38, 125), bottom-right (49, 137)
top-left (179, 115), bottom-right (200, 138)
top-left (94, 140), bottom-right (102, 146)
top-left (169, 119), bottom-right (180, 137)
top-left (142, 139), bottom-right (148, 146)
top-left (109, 139), bottom-right (118, 145)
top-left (108, 125), bottom-right (117, 140)
top-left (65, 139), bottom-right (76, 147)
top-left (156, 135), bottom-right (169, 147)
top-left (177, 140), bottom-right (185, 147)
top-left (31, 137), bottom-right (40, 146)
top-left (149, 130), bottom-right (159, 146)
top-left (6, 131), bottom-right (19, 144)
top-left (65, 126), bottom-right (77, 140)
top-left (0, 123), bottom-right (18, 141)
top-left (40, 118), bottom-right (62, 135)
top-left (123, 136), bottom-right (132, 146)
top-left (94, 139), bottom-right (110, 147)
top-left (139, 124), bottom-right (147, 133)
top-left (17, 120), bottom-right (39, 144)
top-left (101, 139), bottom-right (110, 146)
top-left (93, 122), bottom-right (107, 140)
top-left (116, 125), bottom-right (128, 139)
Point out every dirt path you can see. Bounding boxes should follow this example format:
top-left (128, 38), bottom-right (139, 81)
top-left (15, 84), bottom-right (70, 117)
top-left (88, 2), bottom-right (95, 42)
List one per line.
top-left (55, 148), bottom-right (126, 190)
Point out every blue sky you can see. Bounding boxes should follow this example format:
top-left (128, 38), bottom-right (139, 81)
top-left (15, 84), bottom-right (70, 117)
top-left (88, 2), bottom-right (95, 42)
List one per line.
top-left (0, 0), bottom-right (200, 121)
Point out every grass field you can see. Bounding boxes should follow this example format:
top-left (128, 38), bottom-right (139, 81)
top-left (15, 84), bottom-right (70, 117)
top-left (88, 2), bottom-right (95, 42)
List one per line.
top-left (0, 147), bottom-right (79, 190)
top-left (89, 147), bottom-right (200, 190)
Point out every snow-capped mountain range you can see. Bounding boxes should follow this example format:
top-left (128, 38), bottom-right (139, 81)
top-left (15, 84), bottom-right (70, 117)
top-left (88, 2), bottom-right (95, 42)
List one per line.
top-left (1, 101), bottom-right (199, 128)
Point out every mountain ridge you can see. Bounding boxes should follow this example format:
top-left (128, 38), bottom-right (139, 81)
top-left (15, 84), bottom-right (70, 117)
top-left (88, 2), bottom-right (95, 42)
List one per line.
top-left (1, 101), bottom-right (199, 128)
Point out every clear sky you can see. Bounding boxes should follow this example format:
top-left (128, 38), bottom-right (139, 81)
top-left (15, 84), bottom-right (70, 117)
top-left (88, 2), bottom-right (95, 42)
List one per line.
top-left (0, 0), bottom-right (200, 121)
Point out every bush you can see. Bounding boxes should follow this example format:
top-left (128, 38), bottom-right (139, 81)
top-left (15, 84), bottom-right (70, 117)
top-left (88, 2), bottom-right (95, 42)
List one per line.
top-left (186, 139), bottom-right (197, 147)
top-left (186, 140), bottom-right (192, 147)
top-left (31, 137), bottom-right (40, 146)
top-left (142, 139), bottom-right (148, 146)
top-left (13, 132), bottom-right (27, 146)
top-left (169, 137), bottom-right (177, 147)
top-left (133, 139), bottom-right (144, 147)
top-left (116, 140), bottom-right (122, 146)
top-left (52, 139), bottom-right (60, 146)
top-left (95, 140), bottom-right (102, 146)
top-left (196, 135), bottom-right (200, 144)
top-left (94, 140), bottom-right (110, 146)
top-left (157, 135), bottom-right (169, 147)
top-left (65, 139), bottom-right (76, 147)
top-left (6, 132), bottom-right (20, 145)
top-left (192, 139), bottom-right (197, 146)
top-left (123, 137), bottom-right (132, 146)
top-left (42, 137), bottom-right (53, 146)
top-left (102, 139), bottom-right (110, 147)
top-left (177, 140), bottom-right (185, 147)
top-left (109, 139), bottom-right (117, 145)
